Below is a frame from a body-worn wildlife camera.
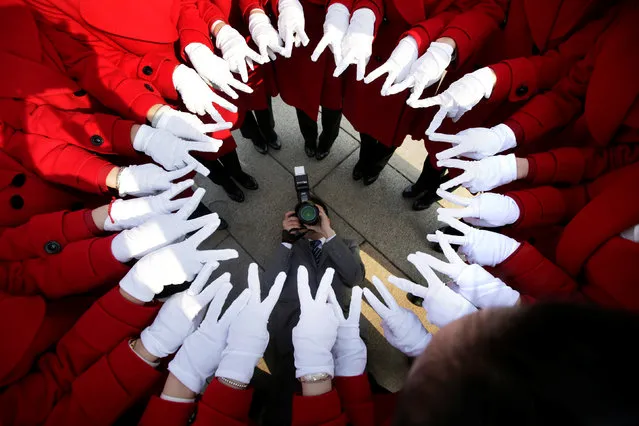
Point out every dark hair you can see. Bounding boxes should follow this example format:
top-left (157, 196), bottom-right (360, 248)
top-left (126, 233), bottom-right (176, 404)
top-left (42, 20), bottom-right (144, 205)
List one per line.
top-left (309, 195), bottom-right (329, 218)
top-left (394, 304), bottom-right (639, 426)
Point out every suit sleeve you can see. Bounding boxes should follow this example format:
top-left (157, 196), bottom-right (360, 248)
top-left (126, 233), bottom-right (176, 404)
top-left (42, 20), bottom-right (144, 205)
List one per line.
top-left (138, 396), bottom-right (196, 426)
top-left (0, 287), bottom-right (160, 426)
top-left (334, 375), bottom-right (376, 426)
top-left (524, 145), bottom-right (639, 186)
top-left (262, 243), bottom-right (293, 297)
top-left (0, 99), bottom-right (139, 157)
top-left (0, 209), bottom-right (101, 261)
top-left (0, 235), bottom-right (130, 299)
top-left (292, 389), bottom-right (348, 426)
top-left (489, 242), bottom-right (582, 302)
top-left (191, 379), bottom-right (253, 426)
top-left (44, 341), bottom-right (164, 426)
top-left (323, 238), bottom-right (365, 287)
top-left (178, 0), bottom-right (216, 61)
top-left (489, 6), bottom-right (618, 104)
top-left (439, 0), bottom-right (508, 68)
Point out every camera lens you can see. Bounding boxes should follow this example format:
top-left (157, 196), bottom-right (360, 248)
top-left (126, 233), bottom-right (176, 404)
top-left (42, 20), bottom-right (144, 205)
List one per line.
top-left (298, 204), bottom-right (319, 224)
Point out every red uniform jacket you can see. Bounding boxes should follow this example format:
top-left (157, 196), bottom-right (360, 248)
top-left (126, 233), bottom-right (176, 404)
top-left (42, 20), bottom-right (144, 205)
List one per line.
top-left (495, 162), bottom-right (639, 310)
top-left (342, 0), bottom-right (506, 147)
top-left (0, 287), bottom-right (161, 425)
top-left (270, 0), bottom-right (352, 121)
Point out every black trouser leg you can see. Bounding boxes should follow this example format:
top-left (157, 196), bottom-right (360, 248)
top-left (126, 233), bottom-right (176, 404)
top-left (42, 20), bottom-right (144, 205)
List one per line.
top-left (358, 132), bottom-right (376, 166)
top-left (255, 96), bottom-right (275, 133)
top-left (219, 149), bottom-right (243, 177)
top-left (366, 138), bottom-right (396, 177)
top-left (317, 107), bottom-right (343, 152)
top-left (296, 108), bottom-right (318, 145)
top-left (239, 110), bottom-right (259, 139)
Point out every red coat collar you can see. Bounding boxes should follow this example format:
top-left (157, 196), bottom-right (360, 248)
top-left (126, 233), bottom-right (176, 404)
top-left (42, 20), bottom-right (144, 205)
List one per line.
top-left (79, 0), bottom-right (179, 43)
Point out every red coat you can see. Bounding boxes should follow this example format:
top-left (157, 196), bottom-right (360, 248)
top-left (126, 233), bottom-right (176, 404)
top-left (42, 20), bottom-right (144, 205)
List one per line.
top-left (269, 0), bottom-right (352, 121)
top-left (494, 162), bottom-right (639, 310)
top-left (342, 0), bottom-right (506, 147)
top-left (0, 286), bottom-right (161, 426)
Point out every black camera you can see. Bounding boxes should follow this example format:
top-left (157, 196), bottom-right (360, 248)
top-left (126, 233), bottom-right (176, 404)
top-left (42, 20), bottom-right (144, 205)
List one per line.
top-left (293, 166), bottom-right (320, 226)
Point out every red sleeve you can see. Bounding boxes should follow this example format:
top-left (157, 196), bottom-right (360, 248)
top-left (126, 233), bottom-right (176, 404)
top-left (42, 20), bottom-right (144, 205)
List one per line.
top-left (44, 341), bottom-right (164, 426)
top-left (178, 0), bottom-right (216, 61)
top-left (489, 242), bottom-right (581, 302)
top-left (197, 0), bottom-right (230, 30)
top-left (525, 145), bottom-right (639, 186)
top-left (334, 375), bottom-right (376, 426)
top-left (353, 0), bottom-right (384, 34)
top-left (0, 129), bottom-right (117, 194)
top-left (0, 287), bottom-right (160, 426)
top-left (0, 100), bottom-right (138, 157)
top-left (439, 0), bottom-right (508, 68)
top-left (192, 379), bottom-right (253, 426)
top-left (139, 396), bottom-right (196, 426)
top-left (328, 0), bottom-right (355, 11)
top-left (0, 209), bottom-right (101, 261)
top-left (0, 235), bottom-right (130, 299)
top-left (403, 11), bottom-right (458, 55)
top-left (292, 389), bottom-right (348, 426)
top-left (507, 185), bottom-right (589, 229)
top-left (489, 6), bottom-right (617, 105)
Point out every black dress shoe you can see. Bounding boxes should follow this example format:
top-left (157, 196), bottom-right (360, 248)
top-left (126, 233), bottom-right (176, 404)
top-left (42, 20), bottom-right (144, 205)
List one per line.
top-left (232, 172), bottom-right (259, 190)
top-left (221, 179), bottom-right (245, 203)
top-left (363, 172), bottom-right (380, 186)
top-left (251, 134), bottom-right (269, 155)
top-left (406, 293), bottom-right (424, 307)
top-left (218, 217), bottom-right (229, 230)
top-left (402, 183), bottom-right (425, 199)
top-left (315, 137), bottom-right (335, 161)
top-left (412, 189), bottom-right (439, 211)
top-left (352, 162), bottom-right (364, 181)
top-left (315, 150), bottom-right (330, 161)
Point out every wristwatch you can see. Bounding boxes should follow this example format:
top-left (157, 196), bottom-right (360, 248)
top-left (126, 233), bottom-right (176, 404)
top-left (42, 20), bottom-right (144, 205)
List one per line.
top-left (299, 372), bottom-right (332, 383)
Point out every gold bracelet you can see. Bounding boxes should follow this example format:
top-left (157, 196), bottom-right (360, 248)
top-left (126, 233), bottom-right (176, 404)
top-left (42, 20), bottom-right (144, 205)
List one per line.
top-left (218, 377), bottom-right (248, 390)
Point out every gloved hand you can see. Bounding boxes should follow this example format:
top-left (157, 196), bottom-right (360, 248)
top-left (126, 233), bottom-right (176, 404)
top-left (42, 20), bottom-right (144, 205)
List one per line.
top-left (364, 36), bottom-right (418, 96)
top-left (119, 222), bottom-right (239, 302)
top-left (151, 105), bottom-right (232, 140)
top-left (409, 67), bottom-right (497, 131)
top-left (437, 188), bottom-right (520, 228)
top-left (104, 180), bottom-right (194, 231)
top-left (333, 8), bottom-right (376, 81)
top-left (438, 154), bottom-right (518, 194)
top-left (215, 25), bottom-right (264, 83)
top-left (293, 267), bottom-right (339, 378)
top-left (169, 283), bottom-right (252, 393)
top-left (215, 263), bottom-right (286, 384)
top-left (363, 277), bottom-right (431, 357)
top-left (428, 216), bottom-right (521, 267)
top-left (133, 125), bottom-right (223, 176)
top-left (328, 286), bottom-right (366, 377)
top-left (411, 232), bottom-right (520, 308)
top-left (111, 188), bottom-right (212, 262)
top-left (429, 124), bottom-right (517, 161)
top-left (389, 257), bottom-right (477, 328)
top-left (185, 43), bottom-right (252, 100)
top-left (311, 3), bottom-right (350, 64)
top-left (384, 42), bottom-right (453, 101)
top-left (248, 12), bottom-right (285, 62)
top-left (118, 162), bottom-right (196, 197)
top-left (278, 0), bottom-right (310, 58)
top-left (140, 263), bottom-right (231, 358)
top-left (172, 64), bottom-right (238, 122)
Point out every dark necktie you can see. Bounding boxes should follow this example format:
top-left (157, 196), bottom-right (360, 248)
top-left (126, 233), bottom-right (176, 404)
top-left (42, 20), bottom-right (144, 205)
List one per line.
top-left (310, 240), bottom-right (323, 265)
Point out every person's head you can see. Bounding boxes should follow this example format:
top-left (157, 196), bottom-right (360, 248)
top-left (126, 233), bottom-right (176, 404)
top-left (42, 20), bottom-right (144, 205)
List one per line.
top-left (395, 303), bottom-right (639, 426)
top-left (303, 196), bottom-right (329, 241)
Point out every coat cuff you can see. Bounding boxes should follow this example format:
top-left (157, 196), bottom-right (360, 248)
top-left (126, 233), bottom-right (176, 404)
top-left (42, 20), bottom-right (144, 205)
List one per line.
top-left (334, 375), bottom-right (372, 403)
top-left (292, 389), bottom-right (345, 425)
top-left (122, 82), bottom-right (166, 124)
top-left (88, 235), bottom-right (131, 284)
top-left (137, 55), bottom-right (179, 100)
top-left (507, 187), bottom-right (570, 228)
top-left (197, 379), bottom-right (254, 425)
top-left (488, 63), bottom-right (512, 104)
top-left (96, 164), bottom-right (118, 193)
top-left (60, 209), bottom-right (101, 242)
top-left (139, 396), bottom-right (196, 426)
top-left (111, 120), bottom-right (139, 157)
top-left (525, 148), bottom-right (586, 185)
top-left (498, 57), bottom-right (538, 102)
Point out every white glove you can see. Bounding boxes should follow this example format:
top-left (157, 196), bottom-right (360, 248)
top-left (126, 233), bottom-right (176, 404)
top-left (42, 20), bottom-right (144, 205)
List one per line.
top-left (437, 188), bottom-right (520, 228)
top-left (311, 3), bottom-right (350, 64)
top-left (363, 277), bottom-right (431, 357)
top-left (111, 189), bottom-right (212, 263)
top-left (278, 0), bottom-right (310, 58)
top-left (328, 286), bottom-right (366, 377)
top-left (119, 222), bottom-right (239, 302)
top-left (364, 36), bottom-right (418, 96)
top-left (216, 263), bottom-right (286, 384)
top-left (104, 180), bottom-right (194, 232)
top-left (133, 125), bottom-right (222, 176)
top-left (428, 216), bottom-right (521, 267)
top-left (140, 263), bottom-right (231, 358)
top-left (388, 262), bottom-right (477, 329)
top-left (412, 232), bottom-right (520, 308)
top-left (410, 67), bottom-right (497, 132)
top-left (118, 162), bottom-right (196, 197)
top-left (293, 267), bottom-right (339, 378)
top-left (151, 105), bottom-right (232, 140)
top-left (249, 12), bottom-right (285, 62)
top-left (384, 42), bottom-right (453, 101)
top-left (172, 64), bottom-right (238, 122)
top-left (215, 25), bottom-right (264, 83)
top-left (169, 284), bottom-right (252, 393)
top-left (438, 153), bottom-right (518, 194)
top-left (429, 124), bottom-right (517, 161)
top-left (333, 8), bottom-right (375, 81)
